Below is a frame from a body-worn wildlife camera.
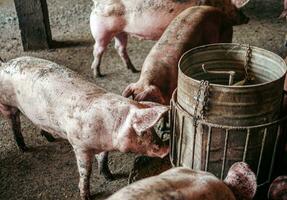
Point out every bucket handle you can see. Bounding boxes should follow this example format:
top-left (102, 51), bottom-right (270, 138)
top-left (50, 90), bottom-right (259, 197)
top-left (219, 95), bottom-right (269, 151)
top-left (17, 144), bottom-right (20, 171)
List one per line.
top-left (202, 64), bottom-right (236, 85)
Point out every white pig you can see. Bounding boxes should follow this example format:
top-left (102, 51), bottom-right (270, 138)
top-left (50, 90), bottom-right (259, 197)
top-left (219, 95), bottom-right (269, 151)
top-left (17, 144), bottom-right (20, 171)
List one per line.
top-left (0, 56), bottom-right (169, 200)
top-left (90, 0), bottom-right (250, 77)
top-left (106, 162), bottom-right (257, 200)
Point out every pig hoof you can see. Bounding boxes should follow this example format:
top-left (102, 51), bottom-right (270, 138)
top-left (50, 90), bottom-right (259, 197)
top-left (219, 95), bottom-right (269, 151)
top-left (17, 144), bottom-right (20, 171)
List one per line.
top-left (41, 130), bottom-right (56, 142)
top-left (101, 172), bottom-right (114, 181)
top-left (128, 66), bottom-right (140, 73)
top-left (80, 194), bottom-right (91, 200)
top-left (93, 72), bottom-right (106, 78)
top-left (19, 145), bottom-right (28, 152)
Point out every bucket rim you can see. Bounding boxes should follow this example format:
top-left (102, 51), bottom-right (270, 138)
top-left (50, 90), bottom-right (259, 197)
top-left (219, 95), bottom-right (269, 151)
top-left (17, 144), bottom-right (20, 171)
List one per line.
top-left (171, 89), bottom-right (287, 129)
top-left (178, 43), bottom-right (287, 89)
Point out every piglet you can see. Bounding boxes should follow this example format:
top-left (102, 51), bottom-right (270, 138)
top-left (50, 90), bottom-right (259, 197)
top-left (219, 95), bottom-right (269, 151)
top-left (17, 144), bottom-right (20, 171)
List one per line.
top-left (106, 162), bottom-right (257, 200)
top-left (0, 57), bottom-right (169, 200)
top-left (90, 0), bottom-right (250, 77)
top-left (122, 6), bottom-right (234, 105)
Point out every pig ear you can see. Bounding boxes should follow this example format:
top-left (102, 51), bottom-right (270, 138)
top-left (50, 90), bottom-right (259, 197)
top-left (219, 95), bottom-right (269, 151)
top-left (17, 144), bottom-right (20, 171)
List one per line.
top-left (232, 0), bottom-right (250, 8)
top-left (224, 162), bottom-right (257, 200)
top-left (134, 85), bottom-right (165, 105)
top-left (132, 105), bottom-right (169, 135)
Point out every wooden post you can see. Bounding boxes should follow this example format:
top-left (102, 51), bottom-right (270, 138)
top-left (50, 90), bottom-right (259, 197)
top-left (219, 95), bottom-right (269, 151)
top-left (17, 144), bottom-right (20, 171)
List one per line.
top-left (14, 0), bottom-right (52, 51)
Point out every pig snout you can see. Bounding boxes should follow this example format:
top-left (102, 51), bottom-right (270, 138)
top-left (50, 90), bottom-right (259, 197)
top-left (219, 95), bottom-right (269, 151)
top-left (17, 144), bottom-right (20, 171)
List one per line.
top-left (147, 130), bottom-right (169, 158)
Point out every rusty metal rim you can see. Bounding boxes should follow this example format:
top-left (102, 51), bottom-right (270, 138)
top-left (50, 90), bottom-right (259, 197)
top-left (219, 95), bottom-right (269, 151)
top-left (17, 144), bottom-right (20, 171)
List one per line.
top-left (172, 89), bottom-right (287, 129)
top-left (178, 43), bottom-right (287, 89)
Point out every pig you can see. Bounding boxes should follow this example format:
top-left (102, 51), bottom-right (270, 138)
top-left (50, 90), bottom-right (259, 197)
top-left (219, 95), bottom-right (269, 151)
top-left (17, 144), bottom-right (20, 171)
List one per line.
top-left (268, 176), bottom-right (287, 200)
top-left (90, 0), bottom-right (250, 77)
top-left (106, 162), bottom-right (257, 200)
top-left (122, 6), bottom-right (234, 105)
top-left (0, 56), bottom-right (169, 200)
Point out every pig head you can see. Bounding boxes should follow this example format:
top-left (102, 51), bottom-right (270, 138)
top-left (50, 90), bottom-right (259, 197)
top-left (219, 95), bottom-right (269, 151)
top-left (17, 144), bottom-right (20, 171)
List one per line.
top-left (115, 101), bottom-right (170, 158)
top-left (210, 0), bottom-right (250, 25)
top-left (106, 162), bottom-right (257, 200)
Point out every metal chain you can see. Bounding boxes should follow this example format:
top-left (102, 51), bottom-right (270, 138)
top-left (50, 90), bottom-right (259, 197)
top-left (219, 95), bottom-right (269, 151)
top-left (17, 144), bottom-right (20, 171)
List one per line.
top-left (200, 80), bottom-right (210, 119)
top-left (244, 44), bottom-right (252, 81)
top-left (193, 80), bottom-right (209, 126)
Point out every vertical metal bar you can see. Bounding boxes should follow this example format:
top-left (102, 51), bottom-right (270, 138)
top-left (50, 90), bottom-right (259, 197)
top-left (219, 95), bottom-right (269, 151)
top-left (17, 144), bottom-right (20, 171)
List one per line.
top-left (171, 109), bottom-right (177, 166)
top-left (205, 125), bottom-right (212, 171)
top-left (191, 122), bottom-right (198, 169)
top-left (169, 103), bottom-right (174, 166)
top-left (268, 125), bottom-right (281, 182)
top-left (177, 116), bottom-right (185, 166)
top-left (243, 129), bottom-right (250, 162)
top-left (256, 128), bottom-right (268, 177)
top-left (221, 129), bottom-right (229, 180)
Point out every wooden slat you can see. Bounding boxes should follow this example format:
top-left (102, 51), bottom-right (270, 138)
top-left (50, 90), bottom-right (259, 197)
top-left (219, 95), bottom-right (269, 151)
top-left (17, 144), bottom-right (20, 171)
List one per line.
top-left (14, 0), bottom-right (52, 50)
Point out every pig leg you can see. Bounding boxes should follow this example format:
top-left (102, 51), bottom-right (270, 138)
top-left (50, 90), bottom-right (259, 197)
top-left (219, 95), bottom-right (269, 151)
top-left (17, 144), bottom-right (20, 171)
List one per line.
top-left (74, 148), bottom-right (94, 200)
top-left (0, 104), bottom-right (27, 152)
top-left (9, 110), bottom-right (28, 152)
top-left (219, 26), bottom-right (233, 43)
top-left (95, 151), bottom-right (114, 181)
top-left (91, 35), bottom-right (113, 78)
top-left (114, 32), bottom-right (139, 73)
top-left (40, 130), bottom-right (56, 142)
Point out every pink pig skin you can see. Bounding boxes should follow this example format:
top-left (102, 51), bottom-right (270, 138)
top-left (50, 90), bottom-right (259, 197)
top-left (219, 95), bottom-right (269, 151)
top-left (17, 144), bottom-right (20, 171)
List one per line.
top-left (90, 0), bottom-right (250, 77)
top-left (268, 176), bottom-right (287, 200)
top-left (106, 162), bottom-right (257, 200)
top-left (123, 6), bottom-right (234, 105)
top-left (0, 57), bottom-right (169, 200)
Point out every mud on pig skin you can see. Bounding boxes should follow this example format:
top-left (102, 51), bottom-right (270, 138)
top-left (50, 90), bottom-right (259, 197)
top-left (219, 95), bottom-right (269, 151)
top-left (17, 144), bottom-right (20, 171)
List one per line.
top-left (90, 0), bottom-right (250, 77)
top-left (106, 162), bottom-right (257, 200)
top-left (122, 6), bottom-right (234, 105)
top-left (0, 57), bottom-right (170, 200)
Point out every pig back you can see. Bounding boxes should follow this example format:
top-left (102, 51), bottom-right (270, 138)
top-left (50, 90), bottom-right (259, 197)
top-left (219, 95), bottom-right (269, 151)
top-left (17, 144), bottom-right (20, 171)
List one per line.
top-left (107, 167), bottom-right (236, 200)
top-left (0, 57), bottom-right (106, 133)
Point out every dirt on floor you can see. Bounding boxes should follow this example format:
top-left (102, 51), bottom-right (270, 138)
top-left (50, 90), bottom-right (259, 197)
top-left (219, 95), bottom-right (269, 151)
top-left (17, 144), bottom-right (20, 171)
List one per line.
top-left (0, 0), bottom-right (286, 199)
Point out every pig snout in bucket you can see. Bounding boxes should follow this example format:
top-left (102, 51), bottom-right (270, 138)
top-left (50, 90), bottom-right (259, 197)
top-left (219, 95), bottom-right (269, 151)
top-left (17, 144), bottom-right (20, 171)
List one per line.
top-left (149, 129), bottom-right (170, 158)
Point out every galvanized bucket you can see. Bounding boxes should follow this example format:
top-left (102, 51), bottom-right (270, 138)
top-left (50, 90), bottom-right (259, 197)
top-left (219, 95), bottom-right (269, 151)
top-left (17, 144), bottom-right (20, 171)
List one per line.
top-left (170, 43), bottom-right (287, 187)
top-left (177, 43), bottom-right (287, 126)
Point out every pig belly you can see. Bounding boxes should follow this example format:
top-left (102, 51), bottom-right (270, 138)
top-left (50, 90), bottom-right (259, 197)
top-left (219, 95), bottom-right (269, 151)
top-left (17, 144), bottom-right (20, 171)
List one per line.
top-left (124, 11), bottom-right (183, 40)
top-left (124, 6), bottom-right (194, 40)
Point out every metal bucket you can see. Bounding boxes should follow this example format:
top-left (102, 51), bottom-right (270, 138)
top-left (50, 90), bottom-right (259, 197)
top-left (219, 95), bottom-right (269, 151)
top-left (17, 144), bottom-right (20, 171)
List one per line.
top-left (178, 43), bottom-right (287, 126)
top-left (170, 43), bottom-right (287, 187)
top-left (170, 90), bottom-right (287, 187)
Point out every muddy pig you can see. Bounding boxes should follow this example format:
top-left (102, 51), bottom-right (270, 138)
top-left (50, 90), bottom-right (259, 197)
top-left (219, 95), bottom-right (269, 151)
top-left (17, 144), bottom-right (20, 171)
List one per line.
top-left (0, 56), bottom-right (170, 200)
top-left (90, 0), bottom-right (250, 77)
top-left (106, 162), bottom-right (257, 200)
top-left (122, 6), bottom-right (234, 105)
top-left (268, 176), bottom-right (287, 200)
